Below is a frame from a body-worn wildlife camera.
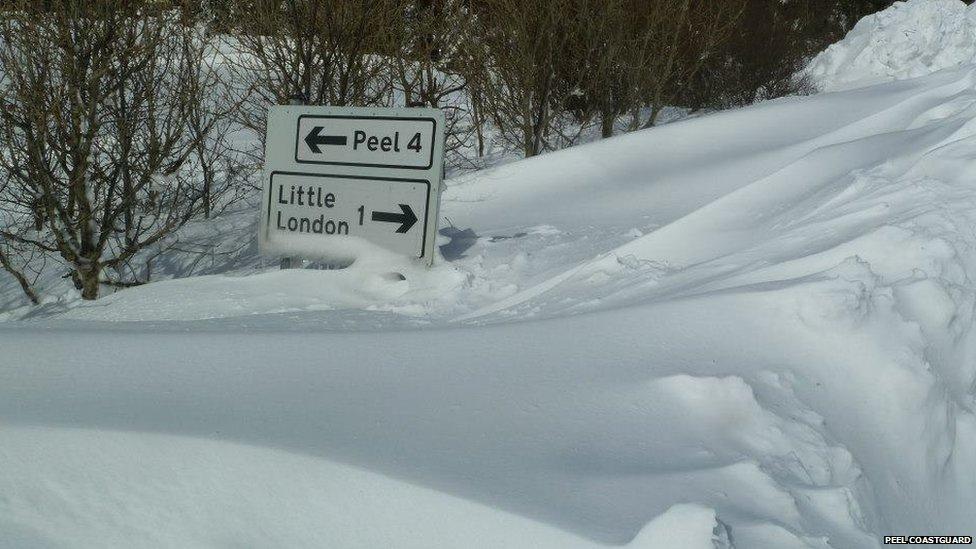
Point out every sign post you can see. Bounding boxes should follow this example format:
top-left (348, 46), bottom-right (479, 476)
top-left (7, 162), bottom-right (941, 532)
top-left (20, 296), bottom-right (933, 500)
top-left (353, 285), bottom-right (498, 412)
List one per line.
top-left (260, 106), bottom-right (445, 266)
top-left (279, 94), bottom-right (305, 270)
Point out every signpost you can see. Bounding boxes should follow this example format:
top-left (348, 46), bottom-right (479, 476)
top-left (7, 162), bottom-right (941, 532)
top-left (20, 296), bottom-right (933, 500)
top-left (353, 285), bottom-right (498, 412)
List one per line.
top-left (260, 106), bottom-right (445, 266)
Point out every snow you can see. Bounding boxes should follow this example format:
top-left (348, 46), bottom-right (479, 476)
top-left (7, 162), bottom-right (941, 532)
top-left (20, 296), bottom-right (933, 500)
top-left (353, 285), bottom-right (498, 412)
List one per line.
top-left (1, 426), bottom-right (724, 549)
top-left (5, 6), bottom-right (976, 547)
top-left (807, 0), bottom-right (976, 91)
top-left (41, 257), bottom-right (464, 322)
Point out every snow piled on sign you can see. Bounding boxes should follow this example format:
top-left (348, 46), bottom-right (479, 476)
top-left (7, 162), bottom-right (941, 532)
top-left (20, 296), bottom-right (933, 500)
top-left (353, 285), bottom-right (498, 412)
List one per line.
top-left (807, 0), bottom-right (976, 91)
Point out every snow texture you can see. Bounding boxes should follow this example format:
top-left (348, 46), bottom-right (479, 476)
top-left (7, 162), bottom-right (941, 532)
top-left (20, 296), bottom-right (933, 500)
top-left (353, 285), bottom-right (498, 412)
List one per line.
top-left (4, 4), bottom-right (976, 548)
top-left (808, 0), bottom-right (976, 91)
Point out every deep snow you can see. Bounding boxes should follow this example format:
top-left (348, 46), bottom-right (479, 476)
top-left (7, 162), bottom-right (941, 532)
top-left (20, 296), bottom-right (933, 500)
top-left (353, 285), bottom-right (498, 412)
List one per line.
top-left (4, 2), bottom-right (976, 547)
top-left (807, 0), bottom-right (976, 91)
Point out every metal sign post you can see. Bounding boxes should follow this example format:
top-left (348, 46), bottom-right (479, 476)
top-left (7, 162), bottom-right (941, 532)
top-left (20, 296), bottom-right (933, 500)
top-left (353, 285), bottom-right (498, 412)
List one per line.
top-left (260, 106), bottom-right (445, 266)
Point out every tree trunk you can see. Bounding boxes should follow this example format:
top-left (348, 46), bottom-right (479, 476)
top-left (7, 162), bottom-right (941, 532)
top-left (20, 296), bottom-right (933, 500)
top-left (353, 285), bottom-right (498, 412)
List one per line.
top-left (530, 83), bottom-right (551, 157)
top-left (629, 108), bottom-right (641, 131)
top-left (601, 111), bottom-right (614, 138)
top-left (522, 120), bottom-right (536, 157)
top-left (642, 103), bottom-right (663, 129)
top-left (471, 89), bottom-right (486, 158)
top-left (78, 264), bottom-right (101, 301)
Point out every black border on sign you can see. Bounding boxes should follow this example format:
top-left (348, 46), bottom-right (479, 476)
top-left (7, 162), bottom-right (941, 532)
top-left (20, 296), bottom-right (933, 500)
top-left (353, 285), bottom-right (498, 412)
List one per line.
top-left (266, 171), bottom-right (431, 258)
top-left (294, 115), bottom-right (437, 170)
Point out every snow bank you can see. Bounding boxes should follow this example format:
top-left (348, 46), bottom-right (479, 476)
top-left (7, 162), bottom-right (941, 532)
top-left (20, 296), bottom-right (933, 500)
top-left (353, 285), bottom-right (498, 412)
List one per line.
top-left (41, 258), bottom-right (464, 322)
top-left (6, 50), bottom-right (976, 549)
top-left (0, 426), bottom-right (724, 549)
top-left (807, 0), bottom-right (976, 91)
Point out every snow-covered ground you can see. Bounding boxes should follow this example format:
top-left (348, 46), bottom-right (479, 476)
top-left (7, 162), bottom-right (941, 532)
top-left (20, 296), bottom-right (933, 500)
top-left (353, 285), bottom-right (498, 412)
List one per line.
top-left (4, 1), bottom-right (976, 547)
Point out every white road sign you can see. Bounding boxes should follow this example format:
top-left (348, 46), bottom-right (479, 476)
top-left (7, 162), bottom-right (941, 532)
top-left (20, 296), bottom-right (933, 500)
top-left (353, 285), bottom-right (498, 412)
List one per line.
top-left (260, 106), bottom-right (445, 264)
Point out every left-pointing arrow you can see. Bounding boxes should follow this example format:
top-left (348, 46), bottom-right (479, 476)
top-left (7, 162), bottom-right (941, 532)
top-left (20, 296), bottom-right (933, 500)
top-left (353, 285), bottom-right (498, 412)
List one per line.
top-left (371, 204), bottom-right (418, 234)
top-left (304, 126), bottom-right (347, 153)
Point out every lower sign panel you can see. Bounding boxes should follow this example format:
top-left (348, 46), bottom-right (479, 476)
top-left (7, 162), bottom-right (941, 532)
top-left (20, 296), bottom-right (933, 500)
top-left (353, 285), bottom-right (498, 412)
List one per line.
top-left (262, 171), bottom-right (430, 258)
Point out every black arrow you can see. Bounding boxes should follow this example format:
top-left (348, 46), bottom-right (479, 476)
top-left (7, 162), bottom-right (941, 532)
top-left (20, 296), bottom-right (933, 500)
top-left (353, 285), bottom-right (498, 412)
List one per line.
top-left (304, 126), bottom-right (347, 153)
top-left (372, 204), bottom-right (418, 234)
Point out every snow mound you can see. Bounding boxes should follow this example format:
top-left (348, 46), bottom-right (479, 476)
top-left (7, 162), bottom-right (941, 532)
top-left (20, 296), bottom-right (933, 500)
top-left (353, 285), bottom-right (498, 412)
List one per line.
top-left (807, 0), bottom-right (976, 91)
top-left (0, 426), bottom-right (721, 549)
top-left (41, 261), bottom-right (464, 322)
top-left (6, 56), bottom-right (976, 548)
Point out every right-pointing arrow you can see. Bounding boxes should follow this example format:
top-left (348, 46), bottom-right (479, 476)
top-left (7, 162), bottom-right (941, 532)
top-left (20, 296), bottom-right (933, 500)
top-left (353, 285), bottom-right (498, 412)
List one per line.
top-left (372, 204), bottom-right (418, 234)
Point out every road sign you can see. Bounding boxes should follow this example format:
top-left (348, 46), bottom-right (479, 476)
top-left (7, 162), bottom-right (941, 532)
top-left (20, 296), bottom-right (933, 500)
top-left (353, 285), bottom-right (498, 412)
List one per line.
top-left (260, 106), bottom-right (445, 265)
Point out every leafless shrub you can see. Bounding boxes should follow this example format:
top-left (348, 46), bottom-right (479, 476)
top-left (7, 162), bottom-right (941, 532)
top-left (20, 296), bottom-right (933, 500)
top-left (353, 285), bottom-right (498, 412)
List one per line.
top-left (389, 0), bottom-right (476, 170)
top-left (684, 0), bottom-right (892, 112)
top-left (0, 0), bottom-right (237, 300)
top-left (0, 236), bottom-right (39, 305)
top-left (223, 0), bottom-right (402, 158)
top-left (463, 0), bottom-right (587, 157)
top-left (464, 0), bottom-right (745, 151)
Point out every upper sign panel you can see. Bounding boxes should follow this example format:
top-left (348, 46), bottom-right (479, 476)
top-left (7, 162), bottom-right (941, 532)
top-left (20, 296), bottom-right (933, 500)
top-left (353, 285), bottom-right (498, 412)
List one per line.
top-left (295, 115), bottom-right (437, 169)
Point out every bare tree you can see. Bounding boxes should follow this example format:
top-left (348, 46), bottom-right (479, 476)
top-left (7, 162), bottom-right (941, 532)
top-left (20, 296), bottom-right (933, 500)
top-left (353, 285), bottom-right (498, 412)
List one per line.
top-left (389, 0), bottom-right (476, 169)
top-left (0, 239), bottom-right (39, 305)
top-left (685, 0), bottom-right (865, 111)
top-left (225, 0), bottom-right (402, 150)
top-left (564, 0), bottom-right (630, 138)
top-left (628, 0), bottom-right (745, 129)
top-left (391, 0), bottom-right (467, 109)
top-left (463, 0), bottom-right (744, 151)
top-left (0, 169), bottom-right (42, 305)
top-left (0, 1), bottom-right (234, 300)
top-left (467, 0), bottom-right (584, 157)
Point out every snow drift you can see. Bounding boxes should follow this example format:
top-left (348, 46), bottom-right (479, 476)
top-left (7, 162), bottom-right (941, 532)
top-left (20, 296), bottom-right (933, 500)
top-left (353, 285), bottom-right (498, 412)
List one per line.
top-left (4, 3), bottom-right (976, 548)
top-left (4, 67), bottom-right (976, 547)
top-left (807, 0), bottom-right (976, 91)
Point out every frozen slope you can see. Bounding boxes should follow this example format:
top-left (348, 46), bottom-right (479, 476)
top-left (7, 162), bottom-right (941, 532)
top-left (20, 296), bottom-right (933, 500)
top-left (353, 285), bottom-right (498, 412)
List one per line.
top-left (5, 67), bottom-right (976, 547)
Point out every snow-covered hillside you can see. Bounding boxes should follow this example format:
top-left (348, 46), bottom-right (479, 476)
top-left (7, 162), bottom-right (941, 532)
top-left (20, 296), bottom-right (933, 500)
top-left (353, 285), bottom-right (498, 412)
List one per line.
top-left (4, 2), bottom-right (976, 548)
